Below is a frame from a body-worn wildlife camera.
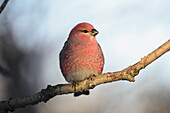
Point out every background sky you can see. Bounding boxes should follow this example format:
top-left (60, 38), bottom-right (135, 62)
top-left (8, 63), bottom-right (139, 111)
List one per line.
top-left (0, 0), bottom-right (170, 113)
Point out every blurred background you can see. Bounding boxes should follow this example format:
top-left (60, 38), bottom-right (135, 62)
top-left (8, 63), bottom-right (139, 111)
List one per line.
top-left (0, 0), bottom-right (170, 113)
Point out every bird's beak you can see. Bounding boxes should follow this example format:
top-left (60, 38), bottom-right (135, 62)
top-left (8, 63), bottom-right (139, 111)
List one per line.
top-left (90, 29), bottom-right (99, 36)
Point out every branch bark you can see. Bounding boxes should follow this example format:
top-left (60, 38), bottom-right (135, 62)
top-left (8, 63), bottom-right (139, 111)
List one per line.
top-left (0, 0), bottom-right (9, 14)
top-left (0, 39), bottom-right (169, 113)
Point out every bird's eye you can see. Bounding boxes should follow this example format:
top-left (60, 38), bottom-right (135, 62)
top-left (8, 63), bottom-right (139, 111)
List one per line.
top-left (82, 30), bottom-right (88, 33)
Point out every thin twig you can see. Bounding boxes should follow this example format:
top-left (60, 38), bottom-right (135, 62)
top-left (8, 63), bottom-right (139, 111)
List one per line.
top-left (0, 0), bottom-right (9, 14)
top-left (0, 39), bottom-right (169, 113)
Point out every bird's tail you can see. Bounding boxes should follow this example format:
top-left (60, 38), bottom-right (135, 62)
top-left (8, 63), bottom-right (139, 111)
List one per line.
top-left (74, 90), bottom-right (90, 97)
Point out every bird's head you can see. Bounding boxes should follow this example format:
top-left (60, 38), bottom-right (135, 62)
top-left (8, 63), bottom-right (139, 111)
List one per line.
top-left (68, 22), bottom-right (99, 43)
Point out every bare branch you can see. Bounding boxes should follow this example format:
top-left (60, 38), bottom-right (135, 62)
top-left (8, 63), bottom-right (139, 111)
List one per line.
top-left (0, 0), bottom-right (9, 14)
top-left (0, 39), bottom-right (169, 112)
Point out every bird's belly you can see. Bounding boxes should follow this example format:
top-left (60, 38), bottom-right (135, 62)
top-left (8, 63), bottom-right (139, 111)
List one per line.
top-left (60, 43), bottom-right (104, 83)
top-left (65, 69), bottom-right (94, 83)
top-left (64, 53), bottom-right (102, 83)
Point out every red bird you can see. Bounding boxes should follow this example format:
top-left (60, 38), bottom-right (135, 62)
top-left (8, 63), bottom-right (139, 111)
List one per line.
top-left (59, 22), bottom-right (104, 96)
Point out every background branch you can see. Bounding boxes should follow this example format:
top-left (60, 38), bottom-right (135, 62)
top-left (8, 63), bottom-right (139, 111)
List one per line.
top-left (0, 65), bottom-right (10, 76)
top-left (0, 39), bottom-right (169, 113)
top-left (0, 0), bottom-right (9, 14)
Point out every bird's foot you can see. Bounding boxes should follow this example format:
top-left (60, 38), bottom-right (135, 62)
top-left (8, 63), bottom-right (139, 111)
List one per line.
top-left (72, 80), bottom-right (79, 92)
top-left (88, 74), bottom-right (96, 80)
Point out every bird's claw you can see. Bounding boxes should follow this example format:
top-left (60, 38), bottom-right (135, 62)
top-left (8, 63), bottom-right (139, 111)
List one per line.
top-left (88, 74), bottom-right (96, 80)
top-left (72, 80), bottom-right (79, 92)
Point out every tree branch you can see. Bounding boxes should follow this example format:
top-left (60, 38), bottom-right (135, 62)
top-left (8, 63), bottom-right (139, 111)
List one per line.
top-left (0, 0), bottom-right (9, 14)
top-left (0, 40), bottom-right (169, 112)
